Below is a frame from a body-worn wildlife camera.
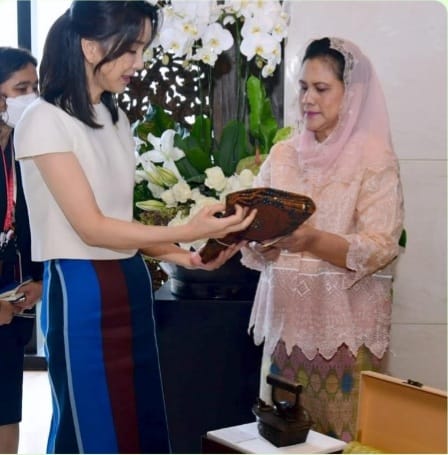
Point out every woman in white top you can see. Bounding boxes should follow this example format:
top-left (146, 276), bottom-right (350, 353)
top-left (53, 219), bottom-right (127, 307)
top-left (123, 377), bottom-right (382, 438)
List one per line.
top-left (14, 2), bottom-right (255, 453)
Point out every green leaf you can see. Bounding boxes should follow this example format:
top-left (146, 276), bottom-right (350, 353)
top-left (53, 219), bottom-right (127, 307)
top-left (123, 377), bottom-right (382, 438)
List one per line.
top-left (135, 105), bottom-right (175, 142)
top-left (246, 75), bottom-right (279, 154)
top-left (190, 115), bottom-right (213, 155)
top-left (133, 180), bottom-right (152, 218)
top-left (174, 134), bottom-right (212, 174)
top-left (235, 154), bottom-right (268, 175)
top-left (175, 156), bottom-right (206, 184)
top-left (273, 126), bottom-right (294, 144)
top-left (214, 120), bottom-right (251, 176)
top-left (398, 228), bottom-right (407, 248)
top-left (247, 75), bottom-right (265, 133)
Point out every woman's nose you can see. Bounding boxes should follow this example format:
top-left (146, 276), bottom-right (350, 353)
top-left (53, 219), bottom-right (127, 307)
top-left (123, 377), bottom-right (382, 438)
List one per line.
top-left (134, 52), bottom-right (145, 71)
top-left (301, 90), bottom-right (313, 104)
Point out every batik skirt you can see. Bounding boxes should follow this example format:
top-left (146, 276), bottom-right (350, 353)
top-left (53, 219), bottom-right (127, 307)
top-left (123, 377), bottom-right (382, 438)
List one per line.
top-left (41, 255), bottom-right (170, 454)
top-left (263, 342), bottom-right (383, 442)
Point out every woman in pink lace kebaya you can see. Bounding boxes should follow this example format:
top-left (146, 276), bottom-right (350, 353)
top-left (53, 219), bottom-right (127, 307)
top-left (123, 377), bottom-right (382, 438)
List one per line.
top-left (241, 37), bottom-right (404, 442)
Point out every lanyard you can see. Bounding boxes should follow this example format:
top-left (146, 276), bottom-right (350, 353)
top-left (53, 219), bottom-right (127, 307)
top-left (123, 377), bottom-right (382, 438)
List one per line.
top-left (1, 139), bottom-right (17, 232)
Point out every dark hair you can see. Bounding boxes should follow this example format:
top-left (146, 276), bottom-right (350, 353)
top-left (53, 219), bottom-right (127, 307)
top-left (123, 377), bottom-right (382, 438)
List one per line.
top-left (302, 37), bottom-right (345, 82)
top-left (0, 47), bottom-right (37, 85)
top-left (39, 1), bottom-right (160, 128)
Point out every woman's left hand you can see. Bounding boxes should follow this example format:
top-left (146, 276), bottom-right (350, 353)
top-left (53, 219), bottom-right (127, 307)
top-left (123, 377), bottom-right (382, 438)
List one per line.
top-left (13, 280), bottom-right (43, 312)
top-left (190, 240), bottom-right (247, 270)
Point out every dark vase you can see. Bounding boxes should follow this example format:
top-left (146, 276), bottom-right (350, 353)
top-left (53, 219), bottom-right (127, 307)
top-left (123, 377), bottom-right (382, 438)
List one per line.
top-left (160, 252), bottom-right (260, 300)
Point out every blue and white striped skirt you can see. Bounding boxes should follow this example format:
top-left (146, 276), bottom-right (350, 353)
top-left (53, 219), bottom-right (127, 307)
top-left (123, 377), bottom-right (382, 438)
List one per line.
top-left (41, 254), bottom-right (170, 454)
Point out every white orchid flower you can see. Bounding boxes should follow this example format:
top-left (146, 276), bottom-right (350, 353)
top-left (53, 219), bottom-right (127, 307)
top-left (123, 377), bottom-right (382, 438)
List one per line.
top-left (192, 46), bottom-right (220, 66)
top-left (193, 22), bottom-right (233, 65)
top-left (241, 14), bottom-right (275, 38)
top-left (159, 25), bottom-right (193, 58)
top-left (261, 62), bottom-right (276, 78)
top-left (272, 16), bottom-right (289, 42)
top-left (202, 23), bottom-right (234, 54)
top-left (242, 0), bottom-right (283, 19)
top-left (221, 0), bottom-right (242, 16)
top-left (240, 32), bottom-right (278, 62)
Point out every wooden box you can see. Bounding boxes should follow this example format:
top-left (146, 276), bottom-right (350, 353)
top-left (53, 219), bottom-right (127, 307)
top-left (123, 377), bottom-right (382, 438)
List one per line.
top-left (355, 371), bottom-right (447, 453)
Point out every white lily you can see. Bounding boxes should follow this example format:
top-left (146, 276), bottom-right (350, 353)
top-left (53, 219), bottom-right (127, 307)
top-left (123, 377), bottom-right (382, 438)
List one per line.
top-left (146, 129), bottom-right (185, 179)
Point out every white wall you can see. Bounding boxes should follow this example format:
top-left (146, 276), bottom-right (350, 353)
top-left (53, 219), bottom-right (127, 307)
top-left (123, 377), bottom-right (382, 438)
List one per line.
top-left (284, 1), bottom-right (447, 390)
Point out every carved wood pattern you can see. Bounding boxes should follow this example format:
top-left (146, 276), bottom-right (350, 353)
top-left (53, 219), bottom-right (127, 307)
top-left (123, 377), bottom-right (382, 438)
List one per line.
top-left (117, 46), bottom-right (284, 133)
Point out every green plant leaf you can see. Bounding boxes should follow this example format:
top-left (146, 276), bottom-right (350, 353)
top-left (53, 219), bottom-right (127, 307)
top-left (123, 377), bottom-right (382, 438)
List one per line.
top-left (135, 105), bottom-right (175, 142)
top-left (273, 126), bottom-right (294, 144)
top-left (398, 228), bottom-right (407, 248)
top-left (235, 154), bottom-right (268, 175)
top-left (214, 119), bottom-right (251, 176)
top-left (190, 115), bottom-right (213, 155)
top-left (174, 134), bottom-right (212, 175)
top-left (246, 75), bottom-right (278, 154)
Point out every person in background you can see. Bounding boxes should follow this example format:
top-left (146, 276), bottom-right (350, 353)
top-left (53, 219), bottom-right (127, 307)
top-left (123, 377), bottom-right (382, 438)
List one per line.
top-left (241, 37), bottom-right (404, 442)
top-left (14, 2), bottom-right (256, 453)
top-left (0, 47), bottom-right (43, 454)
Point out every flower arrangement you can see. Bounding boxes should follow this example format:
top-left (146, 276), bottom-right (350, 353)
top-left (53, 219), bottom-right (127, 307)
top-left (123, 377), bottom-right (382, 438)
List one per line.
top-left (130, 0), bottom-right (291, 249)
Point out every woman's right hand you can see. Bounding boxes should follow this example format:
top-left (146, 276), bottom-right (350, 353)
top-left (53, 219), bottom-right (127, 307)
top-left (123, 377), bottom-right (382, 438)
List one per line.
top-left (0, 300), bottom-right (15, 325)
top-left (186, 203), bottom-right (257, 242)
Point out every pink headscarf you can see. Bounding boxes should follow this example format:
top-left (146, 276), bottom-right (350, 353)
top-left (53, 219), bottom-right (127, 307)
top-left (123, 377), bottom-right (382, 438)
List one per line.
top-left (287, 37), bottom-right (396, 180)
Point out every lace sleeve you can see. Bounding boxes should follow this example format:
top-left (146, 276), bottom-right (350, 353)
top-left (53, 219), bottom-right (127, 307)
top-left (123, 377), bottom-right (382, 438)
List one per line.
top-left (342, 165), bottom-right (404, 286)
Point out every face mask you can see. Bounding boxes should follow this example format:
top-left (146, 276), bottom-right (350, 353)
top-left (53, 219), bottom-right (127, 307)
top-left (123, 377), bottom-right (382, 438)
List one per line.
top-left (1, 92), bottom-right (38, 127)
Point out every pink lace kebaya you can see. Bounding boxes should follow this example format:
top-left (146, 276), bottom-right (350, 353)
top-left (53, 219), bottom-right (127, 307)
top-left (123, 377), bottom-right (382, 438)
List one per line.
top-left (241, 39), bottom-right (404, 441)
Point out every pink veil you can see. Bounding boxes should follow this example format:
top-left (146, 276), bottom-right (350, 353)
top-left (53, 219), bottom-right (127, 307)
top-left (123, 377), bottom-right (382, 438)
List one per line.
top-left (285, 37), bottom-right (396, 177)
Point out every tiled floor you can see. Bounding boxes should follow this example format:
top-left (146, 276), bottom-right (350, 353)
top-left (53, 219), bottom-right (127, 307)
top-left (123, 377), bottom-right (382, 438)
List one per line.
top-left (19, 371), bottom-right (52, 454)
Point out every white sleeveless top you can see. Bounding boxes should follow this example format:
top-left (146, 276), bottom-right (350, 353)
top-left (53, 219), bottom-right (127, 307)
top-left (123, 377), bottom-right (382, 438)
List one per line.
top-left (14, 99), bottom-right (137, 261)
